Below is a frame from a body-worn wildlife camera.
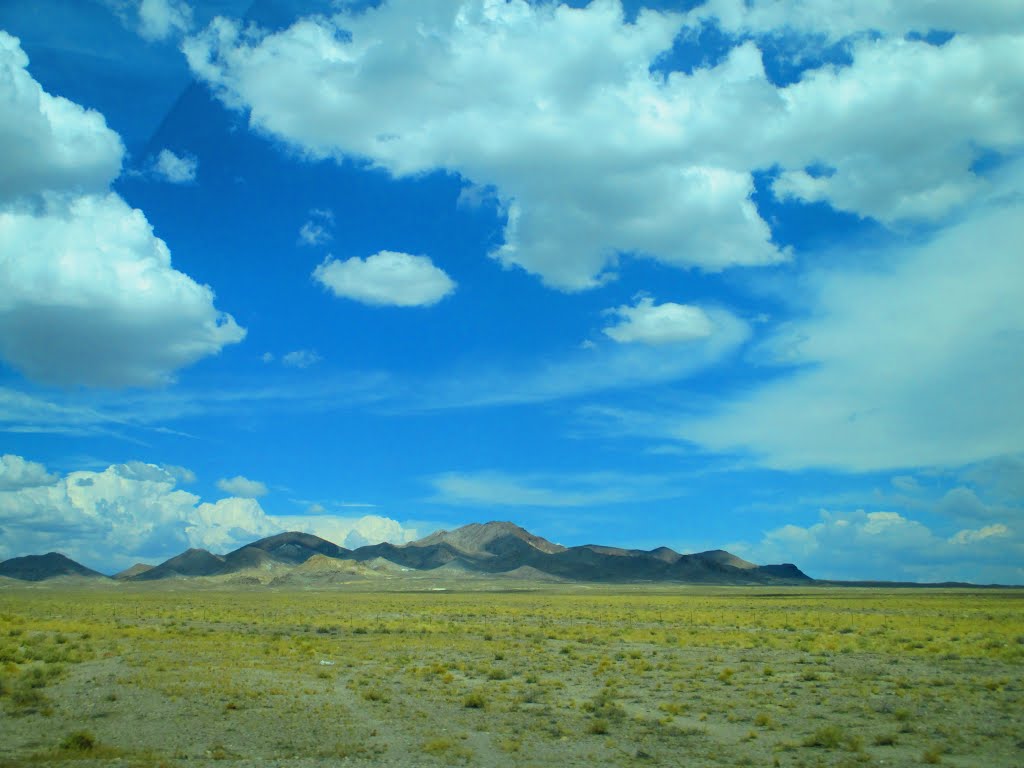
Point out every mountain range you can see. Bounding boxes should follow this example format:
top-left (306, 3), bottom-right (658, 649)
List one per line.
top-left (0, 521), bottom-right (810, 585)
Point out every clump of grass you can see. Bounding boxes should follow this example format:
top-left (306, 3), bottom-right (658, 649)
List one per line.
top-left (803, 725), bottom-right (848, 749)
top-left (658, 701), bottom-right (688, 716)
top-left (208, 744), bottom-right (234, 760)
top-left (587, 718), bottom-right (609, 735)
top-left (754, 712), bottom-right (773, 728)
top-left (322, 740), bottom-right (371, 759)
top-left (423, 737), bottom-right (456, 754)
top-left (498, 737), bottom-right (521, 753)
top-left (423, 736), bottom-right (473, 761)
top-left (463, 690), bottom-right (486, 709)
top-left (60, 731), bottom-right (97, 752)
top-left (5, 680), bottom-right (50, 716)
top-left (921, 745), bottom-right (944, 764)
top-left (810, 728), bottom-right (860, 753)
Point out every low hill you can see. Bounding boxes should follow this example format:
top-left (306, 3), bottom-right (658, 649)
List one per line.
top-left (0, 552), bottom-right (107, 581)
top-left (270, 555), bottom-right (387, 586)
top-left (114, 563), bottom-right (154, 580)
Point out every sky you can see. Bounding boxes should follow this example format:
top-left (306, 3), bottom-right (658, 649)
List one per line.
top-left (0, 0), bottom-right (1022, 583)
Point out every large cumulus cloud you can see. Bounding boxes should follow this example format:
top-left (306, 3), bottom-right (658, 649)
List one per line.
top-left (0, 31), bottom-right (244, 388)
top-left (0, 455), bottom-right (420, 572)
top-left (182, 0), bottom-right (1023, 289)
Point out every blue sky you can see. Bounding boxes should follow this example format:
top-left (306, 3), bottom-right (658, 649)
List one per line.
top-left (1, 0), bottom-right (1022, 582)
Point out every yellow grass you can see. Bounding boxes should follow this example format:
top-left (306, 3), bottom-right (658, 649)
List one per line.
top-left (1, 584), bottom-right (1021, 766)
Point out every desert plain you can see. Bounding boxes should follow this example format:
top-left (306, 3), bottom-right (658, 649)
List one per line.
top-left (1, 580), bottom-right (1021, 768)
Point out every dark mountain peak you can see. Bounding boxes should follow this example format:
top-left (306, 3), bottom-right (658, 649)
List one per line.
top-left (0, 552), bottom-right (107, 581)
top-left (133, 547), bottom-right (225, 580)
top-left (352, 540), bottom-right (466, 570)
top-left (693, 549), bottom-right (757, 570)
top-left (237, 531), bottom-right (348, 564)
top-left (222, 546), bottom-right (278, 572)
top-left (648, 546), bottom-right (682, 563)
top-left (576, 544), bottom-right (682, 563)
top-left (578, 544), bottom-right (633, 556)
top-left (754, 563), bottom-right (811, 580)
top-left (411, 521), bottom-right (565, 556)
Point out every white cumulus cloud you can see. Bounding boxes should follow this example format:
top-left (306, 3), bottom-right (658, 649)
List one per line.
top-left (0, 32), bottom-right (245, 388)
top-left (0, 455), bottom-right (420, 571)
top-left (0, 454), bottom-right (57, 491)
top-left (313, 251), bottom-right (456, 307)
top-left (734, 509), bottom-right (1022, 583)
top-left (137, 0), bottom-right (193, 41)
top-left (950, 523), bottom-right (1010, 546)
top-left (216, 475), bottom-right (268, 498)
top-left (603, 297), bottom-right (715, 345)
top-left (768, 34), bottom-right (1024, 222)
top-left (152, 148), bottom-right (197, 183)
top-left (0, 31), bottom-right (123, 203)
top-left (0, 193), bottom-right (246, 387)
top-left (182, 2), bottom-right (788, 291)
top-left (182, 2), bottom-right (1024, 289)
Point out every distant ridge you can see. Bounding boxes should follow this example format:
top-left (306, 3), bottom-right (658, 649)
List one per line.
top-left (0, 522), bottom-right (813, 585)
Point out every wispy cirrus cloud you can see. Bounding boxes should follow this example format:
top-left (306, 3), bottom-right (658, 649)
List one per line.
top-left (676, 196), bottom-right (1024, 473)
top-left (297, 208), bottom-right (333, 246)
top-left (429, 469), bottom-right (690, 508)
top-left (419, 307), bottom-right (749, 409)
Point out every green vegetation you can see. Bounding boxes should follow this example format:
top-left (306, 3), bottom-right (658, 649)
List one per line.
top-left (0, 585), bottom-right (1020, 766)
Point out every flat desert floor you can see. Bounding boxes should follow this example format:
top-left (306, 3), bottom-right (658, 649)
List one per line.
top-left (1, 582), bottom-right (1021, 767)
